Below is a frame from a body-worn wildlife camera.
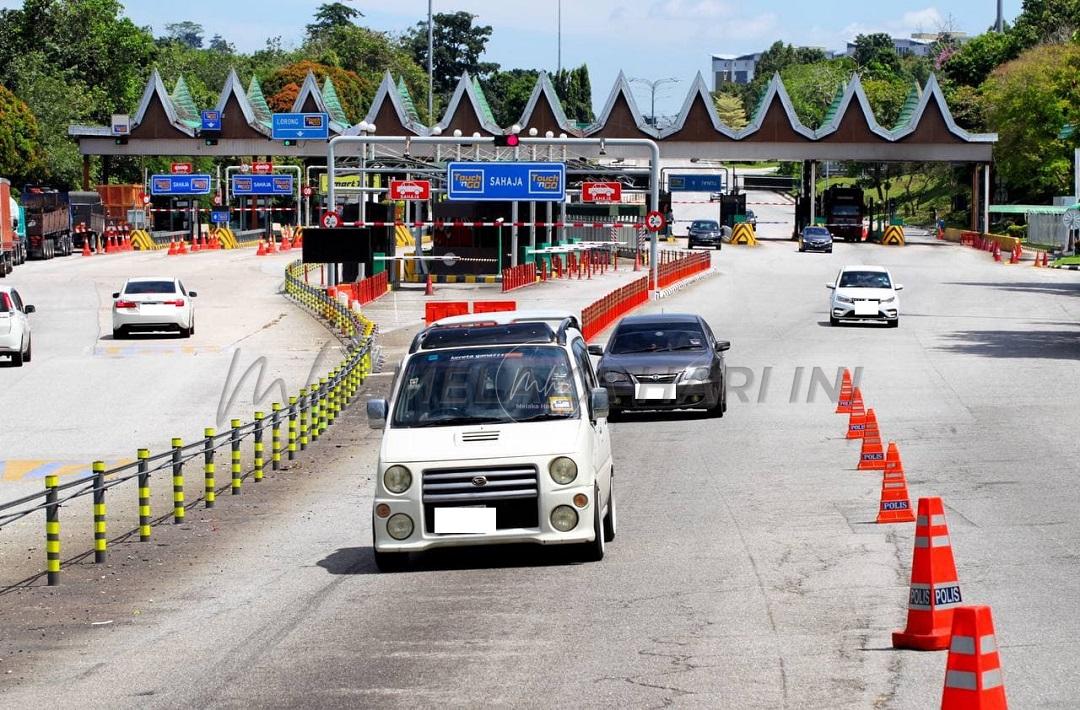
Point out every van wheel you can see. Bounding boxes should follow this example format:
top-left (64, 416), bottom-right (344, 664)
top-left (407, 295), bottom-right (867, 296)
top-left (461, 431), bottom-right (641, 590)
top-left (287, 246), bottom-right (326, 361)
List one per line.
top-left (578, 486), bottom-right (605, 562)
top-left (603, 477), bottom-right (617, 542)
top-left (373, 548), bottom-right (408, 572)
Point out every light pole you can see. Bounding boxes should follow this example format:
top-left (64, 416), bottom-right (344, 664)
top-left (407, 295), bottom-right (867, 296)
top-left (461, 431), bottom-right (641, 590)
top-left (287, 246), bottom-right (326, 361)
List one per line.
top-left (428, 0), bottom-right (434, 125)
top-left (630, 77), bottom-right (679, 128)
top-left (557, 0), bottom-right (562, 74)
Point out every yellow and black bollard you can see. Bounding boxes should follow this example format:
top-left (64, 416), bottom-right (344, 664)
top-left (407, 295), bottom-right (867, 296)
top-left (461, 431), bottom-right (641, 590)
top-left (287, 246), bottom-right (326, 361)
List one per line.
top-left (171, 438), bottom-right (185, 523)
top-left (319, 377), bottom-right (330, 434)
top-left (271, 402), bottom-right (283, 471)
top-left (310, 384), bottom-right (321, 443)
top-left (230, 419), bottom-right (242, 495)
top-left (299, 387), bottom-right (310, 451)
top-left (45, 474), bottom-right (60, 585)
top-left (327, 370), bottom-right (338, 426)
top-left (93, 460), bottom-right (107, 563)
top-left (288, 396), bottom-right (298, 461)
top-left (137, 448), bottom-right (151, 541)
top-left (253, 412), bottom-right (265, 482)
top-left (203, 428), bottom-right (216, 508)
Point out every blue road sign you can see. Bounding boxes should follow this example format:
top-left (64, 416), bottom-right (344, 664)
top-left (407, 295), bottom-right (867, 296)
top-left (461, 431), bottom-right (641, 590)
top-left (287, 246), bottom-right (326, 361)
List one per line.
top-left (271, 113), bottom-right (329, 140)
top-left (447, 162), bottom-right (566, 201)
top-left (668, 174), bottom-right (725, 192)
top-left (201, 110), bottom-right (222, 132)
top-left (231, 175), bottom-right (295, 196)
top-left (150, 174), bottom-right (212, 195)
top-left (210, 209), bottom-right (230, 224)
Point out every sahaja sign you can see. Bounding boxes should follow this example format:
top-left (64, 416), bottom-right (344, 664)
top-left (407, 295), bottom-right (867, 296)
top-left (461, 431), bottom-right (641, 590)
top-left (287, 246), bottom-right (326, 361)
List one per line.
top-left (446, 162), bottom-right (565, 201)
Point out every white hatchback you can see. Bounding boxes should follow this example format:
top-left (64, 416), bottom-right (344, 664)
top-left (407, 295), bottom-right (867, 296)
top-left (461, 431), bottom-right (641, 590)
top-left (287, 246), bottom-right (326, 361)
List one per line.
top-left (112, 277), bottom-right (197, 338)
top-left (0, 286), bottom-right (35, 366)
top-left (827, 265), bottom-right (902, 327)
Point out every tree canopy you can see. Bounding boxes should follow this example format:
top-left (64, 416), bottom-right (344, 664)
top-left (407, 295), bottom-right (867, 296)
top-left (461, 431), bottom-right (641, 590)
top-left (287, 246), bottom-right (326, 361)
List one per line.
top-left (404, 11), bottom-right (499, 113)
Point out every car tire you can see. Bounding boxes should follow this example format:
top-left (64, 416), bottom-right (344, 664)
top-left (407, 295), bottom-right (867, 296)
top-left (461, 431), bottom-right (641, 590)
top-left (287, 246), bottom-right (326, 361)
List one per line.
top-left (113, 327), bottom-right (125, 339)
top-left (373, 547), bottom-right (408, 572)
top-left (178, 326), bottom-right (191, 338)
top-left (888, 318), bottom-right (899, 328)
top-left (603, 477), bottom-right (617, 542)
top-left (715, 243), bottom-right (722, 250)
top-left (688, 241), bottom-right (695, 249)
top-left (578, 486), bottom-right (605, 562)
top-left (607, 407), bottom-right (623, 422)
top-left (10, 350), bottom-right (22, 367)
top-left (830, 316), bottom-right (840, 327)
top-left (799, 246), bottom-right (805, 252)
top-left (827, 248), bottom-right (833, 253)
top-left (189, 319), bottom-right (195, 336)
top-left (23, 337), bottom-right (31, 363)
top-left (708, 385), bottom-right (725, 418)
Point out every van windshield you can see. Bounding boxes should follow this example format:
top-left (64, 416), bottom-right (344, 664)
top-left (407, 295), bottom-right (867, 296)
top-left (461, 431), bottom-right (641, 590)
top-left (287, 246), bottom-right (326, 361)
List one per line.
top-left (392, 346), bottom-right (580, 428)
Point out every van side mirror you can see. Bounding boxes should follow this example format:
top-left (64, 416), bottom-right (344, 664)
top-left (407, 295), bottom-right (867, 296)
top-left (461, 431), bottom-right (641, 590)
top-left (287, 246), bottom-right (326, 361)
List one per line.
top-left (587, 344), bottom-right (604, 356)
top-left (590, 388), bottom-right (610, 420)
top-left (366, 398), bottom-right (388, 429)
top-left (24, 305), bottom-right (35, 314)
top-left (715, 340), bottom-right (730, 352)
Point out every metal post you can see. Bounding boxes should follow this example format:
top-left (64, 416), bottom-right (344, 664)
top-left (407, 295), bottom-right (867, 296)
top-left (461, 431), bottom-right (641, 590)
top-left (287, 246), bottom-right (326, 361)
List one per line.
top-left (137, 448), bottom-right (151, 541)
top-left (1074, 148), bottom-right (1080, 203)
top-left (511, 202), bottom-right (519, 266)
top-left (171, 438), bottom-right (185, 524)
top-left (271, 403), bottom-right (282, 471)
top-left (203, 428), bottom-right (216, 508)
top-left (983, 163), bottom-right (991, 234)
top-left (230, 419), bottom-right (242, 495)
top-left (93, 460), bottom-right (107, 563)
top-left (253, 412), bottom-right (265, 482)
top-left (529, 202), bottom-right (536, 256)
top-left (319, 378), bottom-right (330, 436)
top-left (288, 396), bottom-right (298, 461)
top-left (45, 474), bottom-right (60, 585)
top-left (310, 384), bottom-right (321, 443)
top-left (427, 0), bottom-right (434, 125)
top-left (809, 161), bottom-right (817, 226)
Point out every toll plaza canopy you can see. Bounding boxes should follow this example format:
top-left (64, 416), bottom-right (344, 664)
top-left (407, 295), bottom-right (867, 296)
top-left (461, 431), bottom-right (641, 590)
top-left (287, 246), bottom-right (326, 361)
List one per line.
top-left (69, 68), bottom-right (996, 163)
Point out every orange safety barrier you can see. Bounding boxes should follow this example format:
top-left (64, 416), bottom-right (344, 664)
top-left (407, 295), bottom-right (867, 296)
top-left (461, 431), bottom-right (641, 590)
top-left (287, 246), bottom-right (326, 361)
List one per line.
top-left (502, 262), bottom-right (537, 292)
top-left (424, 301), bottom-right (470, 324)
top-left (653, 250), bottom-right (711, 289)
top-left (473, 300), bottom-right (516, 314)
top-left (580, 276), bottom-right (649, 341)
top-left (356, 272), bottom-right (389, 305)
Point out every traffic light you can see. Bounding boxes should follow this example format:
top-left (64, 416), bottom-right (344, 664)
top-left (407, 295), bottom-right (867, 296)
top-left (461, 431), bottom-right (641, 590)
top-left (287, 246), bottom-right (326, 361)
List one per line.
top-left (282, 139), bottom-right (296, 147)
top-left (494, 134), bottom-right (520, 147)
top-left (204, 137), bottom-right (218, 146)
top-left (114, 137), bottom-right (128, 145)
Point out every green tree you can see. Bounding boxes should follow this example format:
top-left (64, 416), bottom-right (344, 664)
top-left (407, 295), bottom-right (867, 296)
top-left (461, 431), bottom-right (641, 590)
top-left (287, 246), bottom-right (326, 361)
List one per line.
top-left (711, 92), bottom-right (747, 129)
top-left (1009, 0), bottom-right (1080, 48)
top-left (780, 60), bottom-right (854, 128)
top-left (982, 42), bottom-right (1080, 201)
top-left (943, 84), bottom-right (987, 131)
top-left (163, 21), bottom-right (204, 49)
top-left (484, 69), bottom-right (539, 127)
top-left (208, 34), bottom-right (234, 53)
top-left (852, 33), bottom-right (901, 79)
top-left (262, 60), bottom-right (368, 123)
top-left (741, 42), bottom-right (828, 114)
top-left (553, 65), bottom-right (594, 124)
top-left (862, 78), bottom-right (910, 128)
top-left (941, 31), bottom-right (1017, 87)
top-left (0, 84), bottom-right (44, 184)
top-left (306, 2), bottom-right (363, 40)
top-left (405, 11), bottom-right (499, 105)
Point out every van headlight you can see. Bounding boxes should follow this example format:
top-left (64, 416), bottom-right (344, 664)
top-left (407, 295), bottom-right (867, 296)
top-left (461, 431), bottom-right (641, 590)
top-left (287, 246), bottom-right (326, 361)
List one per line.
top-left (549, 457), bottom-right (578, 484)
top-left (383, 465), bottom-right (412, 493)
top-left (881, 296), bottom-right (896, 303)
top-left (550, 505), bottom-right (579, 532)
top-left (386, 513), bottom-right (414, 540)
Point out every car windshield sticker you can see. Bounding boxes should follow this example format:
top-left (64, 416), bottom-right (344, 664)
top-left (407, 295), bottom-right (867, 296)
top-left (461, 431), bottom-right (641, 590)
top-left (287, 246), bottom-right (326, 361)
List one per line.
top-left (549, 396), bottom-right (573, 411)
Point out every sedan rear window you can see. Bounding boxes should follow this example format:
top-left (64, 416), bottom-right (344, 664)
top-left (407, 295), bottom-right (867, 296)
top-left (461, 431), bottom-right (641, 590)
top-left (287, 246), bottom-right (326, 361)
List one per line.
top-left (610, 323), bottom-right (706, 354)
top-left (124, 281), bottom-right (177, 294)
top-left (839, 271), bottom-right (891, 289)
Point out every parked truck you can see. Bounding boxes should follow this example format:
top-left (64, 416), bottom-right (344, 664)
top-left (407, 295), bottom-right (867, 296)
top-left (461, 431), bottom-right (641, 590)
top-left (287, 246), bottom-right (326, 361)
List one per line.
top-left (0, 179), bottom-right (17, 276)
top-left (69, 191), bottom-right (107, 251)
top-left (22, 186), bottom-right (73, 259)
top-left (821, 186), bottom-right (865, 242)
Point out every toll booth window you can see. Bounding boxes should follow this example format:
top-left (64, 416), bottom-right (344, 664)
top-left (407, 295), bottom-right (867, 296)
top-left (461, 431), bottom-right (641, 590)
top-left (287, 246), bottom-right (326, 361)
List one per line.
top-left (392, 346), bottom-right (580, 427)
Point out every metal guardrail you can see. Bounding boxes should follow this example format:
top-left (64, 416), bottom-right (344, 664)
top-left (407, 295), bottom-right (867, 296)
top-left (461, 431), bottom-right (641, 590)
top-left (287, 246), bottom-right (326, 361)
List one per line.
top-left (0, 259), bottom-right (376, 586)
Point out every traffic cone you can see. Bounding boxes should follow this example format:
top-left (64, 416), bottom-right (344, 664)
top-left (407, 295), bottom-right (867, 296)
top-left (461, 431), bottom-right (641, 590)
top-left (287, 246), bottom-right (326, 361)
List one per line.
top-left (425, 273), bottom-right (434, 296)
top-left (941, 605), bottom-right (1007, 709)
top-left (1009, 243), bottom-right (1020, 264)
top-left (836, 368), bottom-right (853, 414)
top-left (177, 239), bottom-right (188, 255)
top-left (858, 409), bottom-right (886, 470)
top-left (846, 387), bottom-right (866, 439)
top-left (256, 240), bottom-right (266, 256)
top-left (893, 497), bottom-right (964, 651)
top-left (877, 442), bottom-right (915, 523)
top-left (81, 237), bottom-right (92, 256)
top-left (992, 242), bottom-right (1002, 262)
top-left (167, 240), bottom-right (177, 256)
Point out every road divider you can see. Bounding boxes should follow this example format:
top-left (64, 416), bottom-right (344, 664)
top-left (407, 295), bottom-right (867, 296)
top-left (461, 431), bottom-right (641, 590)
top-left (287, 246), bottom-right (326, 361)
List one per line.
top-left (882, 224), bottom-right (905, 246)
top-left (502, 263), bottom-right (537, 292)
top-left (731, 222), bottom-right (758, 246)
top-left (0, 259), bottom-right (377, 588)
top-left (581, 276), bottom-right (649, 340)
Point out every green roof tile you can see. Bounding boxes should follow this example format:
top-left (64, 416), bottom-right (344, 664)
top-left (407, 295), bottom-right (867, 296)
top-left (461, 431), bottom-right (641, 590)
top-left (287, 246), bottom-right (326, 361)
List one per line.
top-left (322, 77), bottom-right (349, 125)
top-left (397, 77), bottom-right (421, 122)
top-left (893, 83), bottom-right (922, 131)
top-left (472, 77), bottom-right (497, 125)
top-left (820, 82), bottom-right (847, 129)
top-left (171, 76), bottom-right (201, 129)
top-left (247, 75), bottom-right (273, 129)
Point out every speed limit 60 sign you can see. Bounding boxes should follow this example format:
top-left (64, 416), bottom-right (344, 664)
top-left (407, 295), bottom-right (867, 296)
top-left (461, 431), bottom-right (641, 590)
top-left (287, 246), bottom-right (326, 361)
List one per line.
top-left (645, 210), bottom-right (666, 233)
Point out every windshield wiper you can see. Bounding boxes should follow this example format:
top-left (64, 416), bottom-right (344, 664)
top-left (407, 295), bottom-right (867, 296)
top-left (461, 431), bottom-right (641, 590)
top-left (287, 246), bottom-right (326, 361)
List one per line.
top-left (513, 412), bottom-right (575, 422)
top-left (613, 347), bottom-right (665, 354)
top-left (668, 345), bottom-right (704, 351)
top-left (408, 416), bottom-right (506, 428)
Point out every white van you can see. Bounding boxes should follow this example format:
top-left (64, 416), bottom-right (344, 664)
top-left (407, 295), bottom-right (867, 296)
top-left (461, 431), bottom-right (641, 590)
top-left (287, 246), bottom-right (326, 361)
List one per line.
top-left (366, 312), bottom-right (615, 570)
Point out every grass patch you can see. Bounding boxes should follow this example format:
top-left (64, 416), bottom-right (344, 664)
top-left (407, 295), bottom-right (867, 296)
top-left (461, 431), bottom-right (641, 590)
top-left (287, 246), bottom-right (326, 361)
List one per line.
top-left (1053, 255), bottom-right (1080, 266)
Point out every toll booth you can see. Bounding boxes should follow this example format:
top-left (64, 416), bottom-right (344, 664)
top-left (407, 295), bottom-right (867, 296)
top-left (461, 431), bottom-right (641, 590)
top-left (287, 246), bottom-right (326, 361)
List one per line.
top-left (430, 201), bottom-right (512, 276)
top-left (338, 201), bottom-right (395, 280)
top-left (718, 193), bottom-right (746, 229)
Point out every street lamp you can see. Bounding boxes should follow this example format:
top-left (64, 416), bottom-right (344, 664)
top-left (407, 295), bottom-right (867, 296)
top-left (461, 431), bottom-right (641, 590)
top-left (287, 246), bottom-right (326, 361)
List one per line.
top-left (630, 77), bottom-right (679, 128)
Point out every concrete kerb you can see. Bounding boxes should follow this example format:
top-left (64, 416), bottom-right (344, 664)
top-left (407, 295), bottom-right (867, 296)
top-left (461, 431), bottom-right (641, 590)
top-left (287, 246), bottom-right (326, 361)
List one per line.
top-left (653, 268), bottom-right (720, 299)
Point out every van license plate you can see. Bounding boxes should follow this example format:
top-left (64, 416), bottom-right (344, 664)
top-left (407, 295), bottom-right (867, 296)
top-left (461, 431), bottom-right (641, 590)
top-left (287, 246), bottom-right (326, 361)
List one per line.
top-left (635, 383), bottom-right (676, 400)
top-left (434, 507), bottom-right (496, 534)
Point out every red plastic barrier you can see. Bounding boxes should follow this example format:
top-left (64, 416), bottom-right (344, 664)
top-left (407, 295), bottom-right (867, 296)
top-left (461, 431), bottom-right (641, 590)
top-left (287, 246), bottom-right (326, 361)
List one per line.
top-left (424, 301), bottom-right (470, 324)
top-left (356, 271), bottom-right (389, 305)
top-left (580, 276), bottom-right (649, 341)
top-left (653, 250), bottom-right (711, 290)
top-left (501, 262), bottom-right (538, 292)
top-left (473, 300), bottom-right (517, 314)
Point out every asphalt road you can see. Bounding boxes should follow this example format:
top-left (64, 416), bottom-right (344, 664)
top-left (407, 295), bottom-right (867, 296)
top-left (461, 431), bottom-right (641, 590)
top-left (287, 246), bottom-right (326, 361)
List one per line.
top-left (2, 237), bottom-right (1079, 708)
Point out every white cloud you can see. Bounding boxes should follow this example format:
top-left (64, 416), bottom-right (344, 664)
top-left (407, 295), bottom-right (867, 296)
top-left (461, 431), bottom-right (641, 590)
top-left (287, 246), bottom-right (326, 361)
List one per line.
top-left (901, 8), bottom-right (945, 32)
top-left (647, 0), bottom-right (734, 20)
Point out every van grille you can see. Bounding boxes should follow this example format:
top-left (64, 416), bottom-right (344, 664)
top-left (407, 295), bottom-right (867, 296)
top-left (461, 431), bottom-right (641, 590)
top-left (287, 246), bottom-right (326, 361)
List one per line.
top-left (422, 464), bottom-right (539, 532)
top-left (459, 430), bottom-right (500, 443)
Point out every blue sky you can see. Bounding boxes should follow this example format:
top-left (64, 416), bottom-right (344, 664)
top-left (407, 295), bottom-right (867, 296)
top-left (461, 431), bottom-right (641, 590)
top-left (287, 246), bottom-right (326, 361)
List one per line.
top-left (4, 0), bottom-right (1022, 115)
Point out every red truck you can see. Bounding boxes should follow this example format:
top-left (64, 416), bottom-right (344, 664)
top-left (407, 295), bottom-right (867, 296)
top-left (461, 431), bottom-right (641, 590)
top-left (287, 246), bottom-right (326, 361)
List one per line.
top-left (0, 179), bottom-right (18, 277)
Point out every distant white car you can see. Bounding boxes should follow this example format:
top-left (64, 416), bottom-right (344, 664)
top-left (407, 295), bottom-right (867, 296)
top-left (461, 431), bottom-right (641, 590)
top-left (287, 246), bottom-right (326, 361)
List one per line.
top-left (827, 265), bottom-right (902, 327)
top-left (0, 286), bottom-right (34, 366)
top-left (112, 277), bottom-right (197, 338)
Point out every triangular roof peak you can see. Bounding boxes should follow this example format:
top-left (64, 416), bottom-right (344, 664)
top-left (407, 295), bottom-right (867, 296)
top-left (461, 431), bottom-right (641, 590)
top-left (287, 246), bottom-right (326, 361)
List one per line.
top-left (290, 70), bottom-right (345, 134)
top-left (435, 72), bottom-right (503, 135)
top-left (737, 73), bottom-right (814, 140)
top-left (247, 75), bottom-right (273, 128)
top-left (586, 71), bottom-right (657, 137)
top-left (132, 68), bottom-right (194, 136)
top-left (322, 76), bottom-right (349, 125)
top-left (891, 73), bottom-right (996, 142)
top-left (355, 70), bottom-right (428, 136)
top-left (659, 72), bottom-right (737, 139)
top-left (215, 68), bottom-right (268, 135)
top-left (517, 71), bottom-right (576, 135)
top-left (813, 74), bottom-right (892, 140)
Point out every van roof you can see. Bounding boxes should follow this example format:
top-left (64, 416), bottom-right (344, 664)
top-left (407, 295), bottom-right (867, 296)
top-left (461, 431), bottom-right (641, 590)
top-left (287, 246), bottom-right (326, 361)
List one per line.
top-left (432, 310), bottom-right (579, 328)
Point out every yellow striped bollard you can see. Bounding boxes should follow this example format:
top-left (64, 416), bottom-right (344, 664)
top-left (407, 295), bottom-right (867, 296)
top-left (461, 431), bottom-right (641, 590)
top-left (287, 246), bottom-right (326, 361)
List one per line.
top-left (203, 428), bottom-right (216, 508)
top-left (253, 412), bottom-right (265, 482)
top-left (288, 396), bottom-right (298, 461)
top-left (45, 474), bottom-right (60, 585)
top-left (93, 460), bottom-right (107, 563)
top-left (310, 383), bottom-right (322, 443)
top-left (271, 403), bottom-right (283, 471)
top-left (137, 448), bottom-right (151, 541)
top-left (318, 377), bottom-right (330, 435)
top-left (299, 387), bottom-right (310, 451)
top-left (171, 438), bottom-right (185, 523)
top-left (327, 370), bottom-right (339, 426)
top-left (230, 419), bottom-right (242, 495)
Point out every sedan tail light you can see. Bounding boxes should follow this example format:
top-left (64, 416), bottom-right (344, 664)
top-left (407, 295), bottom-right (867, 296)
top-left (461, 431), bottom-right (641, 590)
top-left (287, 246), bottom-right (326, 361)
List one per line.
top-left (115, 299), bottom-right (137, 309)
top-left (165, 299), bottom-right (185, 307)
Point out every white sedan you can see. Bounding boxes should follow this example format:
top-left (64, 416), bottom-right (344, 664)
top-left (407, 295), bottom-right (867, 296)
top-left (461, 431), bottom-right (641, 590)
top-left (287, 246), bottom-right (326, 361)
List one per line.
top-left (112, 277), bottom-right (197, 338)
top-left (826, 265), bottom-right (902, 327)
top-left (0, 286), bottom-right (35, 366)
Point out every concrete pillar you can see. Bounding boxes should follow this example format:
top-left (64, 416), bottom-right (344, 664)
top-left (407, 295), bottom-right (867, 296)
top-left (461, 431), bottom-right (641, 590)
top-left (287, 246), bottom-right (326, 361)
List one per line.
top-left (808, 161), bottom-right (817, 225)
top-left (983, 163), bottom-right (991, 234)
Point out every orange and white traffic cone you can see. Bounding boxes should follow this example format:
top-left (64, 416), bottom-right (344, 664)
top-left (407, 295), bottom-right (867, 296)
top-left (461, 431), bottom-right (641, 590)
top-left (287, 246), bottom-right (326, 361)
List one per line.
top-left (941, 605), bottom-right (1008, 709)
top-left (81, 237), bottom-right (92, 256)
top-left (877, 442), bottom-right (915, 523)
top-left (167, 240), bottom-right (177, 256)
top-left (846, 387), bottom-right (867, 439)
top-left (256, 240), bottom-right (266, 256)
top-left (177, 239), bottom-right (188, 255)
top-left (858, 409), bottom-right (886, 470)
top-left (992, 242), bottom-right (1002, 262)
top-left (425, 273), bottom-right (434, 296)
top-left (893, 497), bottom-right (964, 650)
top-left (836, 368), bottom-right (853, 414)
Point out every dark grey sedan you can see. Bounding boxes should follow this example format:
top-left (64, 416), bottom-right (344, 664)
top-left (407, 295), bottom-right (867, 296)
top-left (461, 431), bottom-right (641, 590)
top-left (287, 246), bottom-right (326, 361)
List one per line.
top-left (687, 220), bottom-right (723, 250)
top-left (589, 313), bottom-right (729, 418)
